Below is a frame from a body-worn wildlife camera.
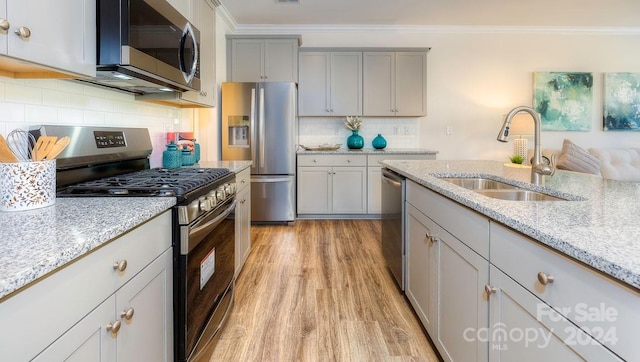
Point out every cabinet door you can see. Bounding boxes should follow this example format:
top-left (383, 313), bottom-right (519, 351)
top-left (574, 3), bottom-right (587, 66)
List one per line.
top-left (367, 167), bottom-right (383, 214)
top-left (437, 229), bottom-right (489, 362)
top-left (298, 52), bottom-right (330, 116)
top-left (31, 297), bottom-right (116, 362)
top-left (330, 52), bottom-right (362, 116)
top-left (395, 52), bottom-right (427, 116)
top-left (488, 266), bottom-right (622, 362)
top-left (6, 0), bottom-right (96, 77)
top-left (181, 0), bottom-right (215, 107)
top-left (332, 166), bottom-right (366, 214)
top-left (297, 166), bottom-right (332, 214)
top-left (165, 0), bottom-right (191, 19)
top-left (363, 52), bottom-right (395, 116)
top-left (230, 39), bottom-right (264, 82)
top-left (116, 249), bottom-right (173, 362)
top-left (405, 203), bottom-right (438, 337)
top-left (264, 38), bottom-right (298, 82)
top-left (235, 185), bottom-right (251, 277)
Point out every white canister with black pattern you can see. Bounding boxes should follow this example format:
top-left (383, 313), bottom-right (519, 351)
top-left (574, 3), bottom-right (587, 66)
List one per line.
top-left (0, 160), bottom-right (56, 211)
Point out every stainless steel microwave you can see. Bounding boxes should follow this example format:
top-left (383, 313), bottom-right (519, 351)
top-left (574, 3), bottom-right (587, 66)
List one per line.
top-left (90, 0), bottom-right (201, 94)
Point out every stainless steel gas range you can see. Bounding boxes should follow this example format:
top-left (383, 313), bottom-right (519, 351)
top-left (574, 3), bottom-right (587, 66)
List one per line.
top-left (33, 125), bottom-right (235, 362)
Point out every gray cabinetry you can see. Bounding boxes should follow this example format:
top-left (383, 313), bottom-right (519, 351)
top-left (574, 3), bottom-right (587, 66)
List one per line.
top-left (363, 51), bottom-right (427, 116)
top-left (298, 51), bottom-right (362, 116)
top-left (228, 36), bottom-right (299, 82)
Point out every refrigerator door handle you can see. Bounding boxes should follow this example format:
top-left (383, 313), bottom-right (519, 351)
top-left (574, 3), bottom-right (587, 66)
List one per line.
top-left (259, 87), bottom-right (266, 169)
top-left (250, 87), bottom-right (257, 168)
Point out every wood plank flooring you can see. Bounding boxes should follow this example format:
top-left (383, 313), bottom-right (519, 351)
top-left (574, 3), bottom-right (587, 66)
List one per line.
top-left (209, 219), bottom-right (440, 361)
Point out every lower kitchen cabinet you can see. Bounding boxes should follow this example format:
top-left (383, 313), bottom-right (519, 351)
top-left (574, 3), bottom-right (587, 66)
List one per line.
top-left (0, 211), bottom-right (173, 361)
top-left (297, 155), bottom-right (367, 215)
top-left (33, 249), bottom-right (173, 362)
top-left (235, 167), bottom-right (252, 277)
top-left (487, 265), bottom-right (621, 361)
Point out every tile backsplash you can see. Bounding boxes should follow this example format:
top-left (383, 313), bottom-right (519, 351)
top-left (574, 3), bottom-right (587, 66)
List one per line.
top-left (298, 117), bottom-right (420, 149)
top-left (0, 78), bottom-right (193, 167)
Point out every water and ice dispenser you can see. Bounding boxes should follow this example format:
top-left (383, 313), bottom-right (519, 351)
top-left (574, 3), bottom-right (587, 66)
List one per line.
top-left (227, 115), bottom-right (249, 147)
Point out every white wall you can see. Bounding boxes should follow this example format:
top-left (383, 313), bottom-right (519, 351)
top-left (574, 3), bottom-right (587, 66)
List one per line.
top-left (264, 27), bottom-right (640, 160)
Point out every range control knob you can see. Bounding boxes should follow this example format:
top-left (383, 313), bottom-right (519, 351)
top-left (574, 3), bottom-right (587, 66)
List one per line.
top-left (199, 197), bottom-right (211, 212)
top-left (207, 195), bottom-right (217, 208)
top-left (216, 189), bottom-right (226, 202)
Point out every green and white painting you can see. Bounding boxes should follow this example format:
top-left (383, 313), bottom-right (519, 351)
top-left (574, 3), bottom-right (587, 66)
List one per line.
top-left (604, 73), bottom-right (640, 131)
top-left (533, 72), bottom-right (593, 131)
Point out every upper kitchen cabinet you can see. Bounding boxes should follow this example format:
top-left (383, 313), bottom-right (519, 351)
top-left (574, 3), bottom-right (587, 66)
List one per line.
top-left (298, 51), bottom-right (362, 117)
top-left (363, 51), bottom-right (428, 117)
top-left (0, 0), bottom-right (96, 79)
top-left (227, 35), bottom-right (300, 82)
top-left (178, 0), bottom-right (216, 107)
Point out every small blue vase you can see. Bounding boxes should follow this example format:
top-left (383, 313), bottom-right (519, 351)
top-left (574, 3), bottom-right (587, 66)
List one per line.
top-left (372, 134), bottom-right (387, 149)
top-left (347, 130), bottom-right (364, 149)
top-left (162, 141), bottom-right (182, 169)
top-left (194, 139), bottom-right (201, 163)
top-left (181, 145), bottom-right (194, 166)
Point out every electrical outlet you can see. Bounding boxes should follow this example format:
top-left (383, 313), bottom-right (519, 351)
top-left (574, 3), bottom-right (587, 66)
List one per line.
top-left (446, 125), bottom-right (453, 135)
top-left (392, 126), bottom-right (399, 135)
top-left (404, 126), bottom-right (410, 135)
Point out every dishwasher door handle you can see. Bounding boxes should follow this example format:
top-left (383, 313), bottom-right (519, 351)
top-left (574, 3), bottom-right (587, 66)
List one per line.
top-left (381, 174), bottom-right (403, 187)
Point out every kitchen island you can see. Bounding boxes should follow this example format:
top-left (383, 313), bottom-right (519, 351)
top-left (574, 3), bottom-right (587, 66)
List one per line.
top-left (382, 159), bottom-right (639, 361)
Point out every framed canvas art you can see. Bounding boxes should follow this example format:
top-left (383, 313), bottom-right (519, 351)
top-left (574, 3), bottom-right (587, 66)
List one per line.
top-left (533, 72), bottom-right (593, 131)
top-left (603, 72), bottom-right (640, 131)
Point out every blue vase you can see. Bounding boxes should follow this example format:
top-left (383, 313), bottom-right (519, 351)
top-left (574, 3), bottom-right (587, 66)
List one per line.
top-left (194, 139), bottom-right (201, 163)
top-left (162, 141), bottom-right (182, 168)
top-left (347, 130), bottom-right (364, 149)
top-left (372, 134), bottom-right (387, 149)
top-left (181, 145), bottom-right (194, 166)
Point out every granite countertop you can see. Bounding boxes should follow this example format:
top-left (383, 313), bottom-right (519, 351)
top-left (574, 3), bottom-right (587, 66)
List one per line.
top-left (381, 159), bottom-right (640, 290)
top-left (297, 147), bottom-right (438, 155)
top-left (0, 198), bottom-right (176, 300)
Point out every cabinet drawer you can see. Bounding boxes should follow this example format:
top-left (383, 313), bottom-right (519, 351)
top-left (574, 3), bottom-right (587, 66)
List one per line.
top-left (367, 153), bottom-right (434, 166)
top-left (236, 167), bottom-right (251, 191)
top-left (298, 154), bottom-right (366, 167)
top-left (0, 211), bottom-right (172, 361)
top-left (491, 222), bottom-right (639, 361)
top-left (406, 180), bottom-right (489, 258)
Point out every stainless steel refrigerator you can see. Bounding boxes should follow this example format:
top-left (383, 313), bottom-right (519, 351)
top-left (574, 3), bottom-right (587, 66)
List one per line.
top-left (221, 82), bottom-right (297, 223)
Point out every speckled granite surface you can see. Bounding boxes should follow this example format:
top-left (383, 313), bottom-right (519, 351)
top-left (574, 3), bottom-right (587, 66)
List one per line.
top-left (0, 197), bottom-right (175, 300)
top-left (297, 147), bottom-right (438, 155)
top-left (382, 159), bottom-right (640, 290)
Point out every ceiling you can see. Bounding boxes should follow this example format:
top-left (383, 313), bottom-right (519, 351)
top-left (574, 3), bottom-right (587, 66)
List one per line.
top-left (219, 0), bottom-right (640, 28)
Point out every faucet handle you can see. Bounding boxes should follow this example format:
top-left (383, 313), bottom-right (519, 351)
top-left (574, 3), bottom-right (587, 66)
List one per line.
top-left (548, 153), bottom-right (557, 176)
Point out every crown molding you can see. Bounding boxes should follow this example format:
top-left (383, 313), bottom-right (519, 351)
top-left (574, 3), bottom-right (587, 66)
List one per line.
top-left (216, 4), bottom-right (237, 31)
top-left (230, 24), bottom-right (640, 35)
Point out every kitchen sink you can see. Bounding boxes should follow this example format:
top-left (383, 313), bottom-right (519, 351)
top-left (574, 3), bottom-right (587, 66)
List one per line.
top-left (475, 189), bottom-right (566, 201)
top-left (440, 177), bottom-right (568, 201)
top-left (440, 177), bottom-right (518, 190)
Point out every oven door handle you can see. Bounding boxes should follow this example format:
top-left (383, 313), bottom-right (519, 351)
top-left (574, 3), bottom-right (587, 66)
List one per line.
top-left (183, 200), bottom-right (237, 254)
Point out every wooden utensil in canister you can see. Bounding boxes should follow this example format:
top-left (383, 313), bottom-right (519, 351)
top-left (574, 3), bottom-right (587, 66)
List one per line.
top-left (0, 134), bottom-right (19, 162)
top-left (34, 136), bottom-right (57, 161)
top-left (44, 136), bottom-right (71, 160)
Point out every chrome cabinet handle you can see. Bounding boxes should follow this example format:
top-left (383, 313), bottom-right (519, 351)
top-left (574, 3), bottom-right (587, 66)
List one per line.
top-left (485, 285), bottom-right (497, 295)
top-left (14, 26), bottom-right (30, 39)
top-left (0, 19), bottom-right (9, 31)
top-left (106, 320), bottom-right (122, 335)
top-left (113, 259), bottom-right (128, 272)
top-left (120, 307), bottom-right (135, 321)
top-left (537, 272), bottom-right (555, 285)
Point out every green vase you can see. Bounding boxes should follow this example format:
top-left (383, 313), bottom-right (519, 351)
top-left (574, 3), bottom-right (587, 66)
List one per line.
top-left (347, 130), bottom-right (364, 149)
top-left (372, 134), bottom-right (387, 149)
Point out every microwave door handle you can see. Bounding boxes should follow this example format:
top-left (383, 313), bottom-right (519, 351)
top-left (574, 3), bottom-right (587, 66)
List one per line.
top-left (250, 87), bottom-right (257, 168)
top-left (179, 23), bottom-right (198, 83)
top-left (259, 87), bottom-right (265, 169)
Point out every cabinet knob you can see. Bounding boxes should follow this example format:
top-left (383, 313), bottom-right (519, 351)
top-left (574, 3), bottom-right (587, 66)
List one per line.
top-left (240, 199), bottom-right (246, 204)
top-left (241, 179), bottom-right (246, 184)
top-left (120, 307), bottom-right (135, 321)
top-left (0, 19), bottom-right (9, 31)
top-left (484, 284), bottom-right (497, 295)
top-left (425, 233), bottom-right (438, 243)
top-left (347, 159), bottom-right (351, 163)
top-left (106, 320), bottom-right (122, 336)
top-left (113, 259), bottom-right (128, 273)
top-left (537, 272), bottom-right (555, 285)
top-left (14, 26), bottom-right (30, 39)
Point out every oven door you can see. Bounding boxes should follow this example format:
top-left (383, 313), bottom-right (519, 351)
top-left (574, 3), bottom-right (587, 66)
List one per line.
top-left (175, 198), bottom-right (236, 362)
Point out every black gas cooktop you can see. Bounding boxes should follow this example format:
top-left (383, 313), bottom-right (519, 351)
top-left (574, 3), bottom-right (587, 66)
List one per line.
top-left (59, 167), bottom-right (231, 197)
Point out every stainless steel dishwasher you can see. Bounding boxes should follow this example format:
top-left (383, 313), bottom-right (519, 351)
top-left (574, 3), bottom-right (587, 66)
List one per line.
top-left (381, 168), bottom-right (406, 291)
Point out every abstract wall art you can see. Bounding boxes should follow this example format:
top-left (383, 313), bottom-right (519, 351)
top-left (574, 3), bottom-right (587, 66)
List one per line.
top-left (533, 72), bottom-right (593, 131)
top-left (603, 72), bottom-right (640, 131)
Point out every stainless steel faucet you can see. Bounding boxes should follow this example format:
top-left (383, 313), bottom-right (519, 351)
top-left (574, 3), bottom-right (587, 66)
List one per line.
top-left (497, 106), bottom-right (556, 185)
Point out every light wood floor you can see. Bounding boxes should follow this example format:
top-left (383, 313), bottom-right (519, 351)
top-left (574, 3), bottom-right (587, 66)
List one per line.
top-left (208, 219), bottom-right (440, 361)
